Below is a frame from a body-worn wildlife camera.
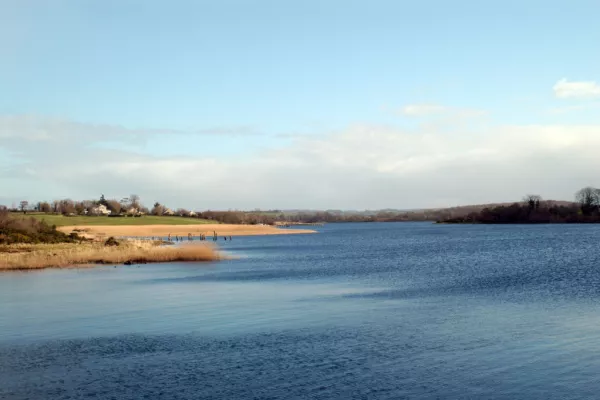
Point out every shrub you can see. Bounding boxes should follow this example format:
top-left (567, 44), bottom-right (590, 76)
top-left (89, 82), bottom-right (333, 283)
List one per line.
top-left (104, 236), bottom-right (120, 247)
top-left (0, 210), bottom-right (83, 244)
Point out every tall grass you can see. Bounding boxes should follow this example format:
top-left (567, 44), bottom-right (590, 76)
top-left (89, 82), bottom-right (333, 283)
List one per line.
top-left (0, 240), bottom-right (221, 270)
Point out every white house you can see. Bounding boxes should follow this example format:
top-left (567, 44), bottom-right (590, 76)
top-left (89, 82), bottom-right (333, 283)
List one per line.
top-left (126, 207), bottom-right (144, 216)
top-left (90, 204), bottom-right (111, 216)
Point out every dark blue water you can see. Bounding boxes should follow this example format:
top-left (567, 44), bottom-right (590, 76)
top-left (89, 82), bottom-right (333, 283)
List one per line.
top-left (2, 222), bottom-right (600, 399)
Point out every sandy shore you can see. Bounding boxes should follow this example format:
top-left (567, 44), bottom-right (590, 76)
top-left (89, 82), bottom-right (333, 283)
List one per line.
top-left (58, 224), bottom-right (316, 239)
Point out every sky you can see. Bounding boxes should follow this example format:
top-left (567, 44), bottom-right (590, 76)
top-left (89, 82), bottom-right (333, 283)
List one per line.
top-left (1, 0), bottom-right (600, 210)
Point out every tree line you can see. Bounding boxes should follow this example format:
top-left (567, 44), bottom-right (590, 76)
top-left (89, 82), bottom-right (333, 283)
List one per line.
top-left (440, 187), bottom-right (600, 224)
top-left (0, 195), bottom-right (285, 225)
top-left (4, 194), bottom-right (146, 216)
top-left (6, 187), bottom-right (599, 225)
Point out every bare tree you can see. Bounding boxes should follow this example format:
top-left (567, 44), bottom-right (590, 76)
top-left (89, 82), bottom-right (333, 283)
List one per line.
top-left (151, 202), bottom-right (166, 216)
top-left (575, 187), bottom-right (600, 215)
top-left (120, 197), bottom-right (130, 212)
top-left (39, 202), bottom-right (52, 213)
top-left (59, 199), bottom-right (76, 215)
top-left (176, 208), bottom-right (190, 217)
top-left (19, 200), bottom-right (29, 214)
top-left (74, 202), bottom-right (86, 215)
top-left (106, 199), bottom-right (122, 214)
top-left (130, 194), bottom-right (140, 209)
top-left (523, 194), bottom-right (542, 211)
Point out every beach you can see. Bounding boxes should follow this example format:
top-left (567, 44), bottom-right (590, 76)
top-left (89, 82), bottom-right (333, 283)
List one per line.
top-left (58, 223), bottom-right (316, 239)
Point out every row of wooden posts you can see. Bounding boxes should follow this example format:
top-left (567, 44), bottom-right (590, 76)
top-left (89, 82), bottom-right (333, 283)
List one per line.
top-left (142, 232), bottom-right (233, 242)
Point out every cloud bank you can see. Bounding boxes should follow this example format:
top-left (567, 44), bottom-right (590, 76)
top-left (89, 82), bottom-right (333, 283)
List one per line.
top-left (1, 114), bottom-right (599, 210)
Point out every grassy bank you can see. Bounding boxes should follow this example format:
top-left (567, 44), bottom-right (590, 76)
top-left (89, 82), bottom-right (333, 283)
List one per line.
top-left (0, 240), bottom-right (221, 271)
top-left (9, 213), bottom-right (215, 227)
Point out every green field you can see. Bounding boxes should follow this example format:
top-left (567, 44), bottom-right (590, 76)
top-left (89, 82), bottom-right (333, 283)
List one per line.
top-left (10, 213), bottom-right (216, 227)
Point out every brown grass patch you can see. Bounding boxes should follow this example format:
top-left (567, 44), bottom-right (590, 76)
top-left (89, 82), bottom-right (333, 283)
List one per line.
top-left (0, 240), bottom-right (221, 271)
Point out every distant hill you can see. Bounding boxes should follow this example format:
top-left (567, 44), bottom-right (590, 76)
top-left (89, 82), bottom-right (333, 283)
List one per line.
top-left (438, 200), bottom-right (597, 224)
top-left (416, 200), bottom-right (576, 218)
top-left (274, 200), bottom-right (577, 223)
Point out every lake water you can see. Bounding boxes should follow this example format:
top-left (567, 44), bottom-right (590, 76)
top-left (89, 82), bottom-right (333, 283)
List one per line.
top-left (2, 222), bottom-right (600, 399)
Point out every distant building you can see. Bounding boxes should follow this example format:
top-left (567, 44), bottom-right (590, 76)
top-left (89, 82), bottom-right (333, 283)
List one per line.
top-left (90, 204), bottom-right (111, 216)
top-left (163, 208), bottom-right (175, 216)
top-left (126, 207), bottom-right (144, 216)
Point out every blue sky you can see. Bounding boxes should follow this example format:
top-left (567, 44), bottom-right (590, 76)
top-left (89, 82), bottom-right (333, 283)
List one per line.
top-left (1, 0), bottom-right (600, 209)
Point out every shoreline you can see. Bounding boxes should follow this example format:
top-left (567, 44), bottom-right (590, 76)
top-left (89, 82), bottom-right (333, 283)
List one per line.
top-left (1, 224), bottom-right (315, 271)
top-left (57, 223), bottom-right (317, 239)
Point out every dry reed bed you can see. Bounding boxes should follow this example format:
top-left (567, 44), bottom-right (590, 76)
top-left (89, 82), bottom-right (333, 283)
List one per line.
top-left (0, 240), bottom-right (221, 271)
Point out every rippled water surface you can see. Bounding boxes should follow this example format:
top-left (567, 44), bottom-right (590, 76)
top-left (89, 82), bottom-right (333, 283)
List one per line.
top-left (2, 222), bottom-right (600, 399)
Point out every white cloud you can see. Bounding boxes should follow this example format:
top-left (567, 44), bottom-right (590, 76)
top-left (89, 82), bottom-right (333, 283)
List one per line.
top-left (548, 102), bottom-right (600, 114)
top-left (401, 104), bottom-right (447, 116)
top-left (0, 115), bottom-right (262, 146)
top-left (194, 126), bottom-right (261, 136)
top-left (1, 115), bottom-right (599, 210)
top-left (400, 104), bottom-right (486, 118)
top-left (553, 79), bottom-right (600, 99)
